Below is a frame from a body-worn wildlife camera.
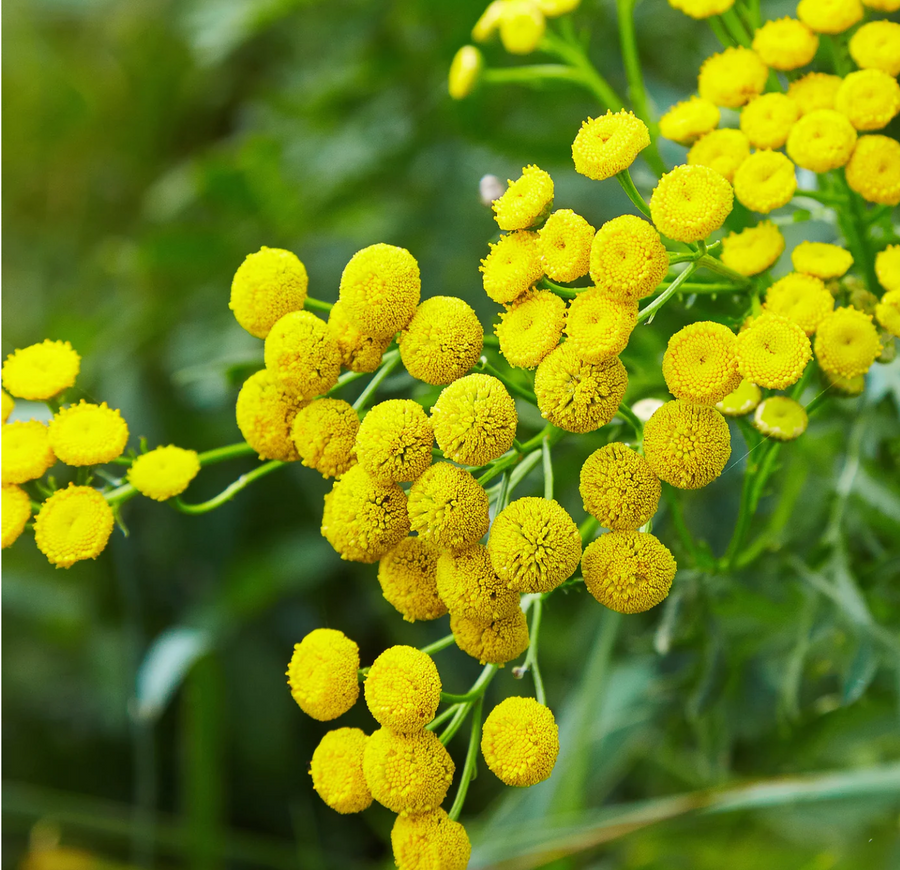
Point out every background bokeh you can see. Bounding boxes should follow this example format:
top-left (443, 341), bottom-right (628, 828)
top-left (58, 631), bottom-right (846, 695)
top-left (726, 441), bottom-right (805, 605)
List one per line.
top-left (3, 0), bottom-right (900, 867)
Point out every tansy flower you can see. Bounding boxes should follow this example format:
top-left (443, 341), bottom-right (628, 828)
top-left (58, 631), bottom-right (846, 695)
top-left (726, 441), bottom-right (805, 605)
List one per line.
top-left (835, 70), bottom-right (900, 131)
top-left (845, 135), bottom-right (900, 206)
top-left (362, 728), bottom-right (455, 815)
top-left (698, 47), bottom-right (768, 108)
top-left (310, 728), bottom-right (372, 814)
top-left (391, 809), bottom-right (471, 870)
top-left (436, 544), bottom-right (521, 620)
top-left (34, 484), bottom-right (115, 569)
top-left (538, 0), bottom-right (582, 14)
top-left (450, 610), bottom-right (529, 665)
top-left (582, 531), bottom-right (677, 613)
top-left (687, 128), bottom-right (750, 182)
top-left (229, 247), bottom-right (308, 339)
top-left (449, 45), bottom-right (483, 100)
top-left (264, 311), bottom-right (341, 399)
top-left (534, 344), bottom-right (628, 434)
top-left (764, 273), bottom-right (835, 335)
top-left (481, 697), bottom-right (559, 787)
top-left (328, 299), bottom-right (392, 374)
top-left (472, 0), bottom-right (504, 41)
top-left (2, 339), bottom-right (80, 401)
top-left (754, 396), bottom-right (809, 441)
top-left (735, 313), bottom-right (812, 389)
top-left (2, 420), bottom-right (55, 484)
top-left (863, 0), bottom-right (900, 10)
top-left (716, 379), bottom-right (762, 416)
top-left (786, 109), bottom-right (857, 173)
top-left (493, 165), bottom-right (554, 230)
top-left (720, 222), bottom-right (785, 276)
top-left (649, 164), bottom-right (733, 243)
top-left (571, 111), bottom-right (650, 181)
top-left (480, 231), bottom-right (543, 304)
top-left (2, 485), bottom-right (32, 549)
top-left (495, 290), bottom-right (566, 369)
top-left (236, 369), bottom-right (308, 461)
top-left (565, 290), bottom-right (638, 363)
top-left (431, 374), bottom-right (518, 467)
top-left (499, 0), bottom-right (546, 55)
top-left (659, 96), bottom-right (720, 145)
top-left (740, 94), bottom-right (799, 150)
top-left (377, 538), bottom-right (447, 622)
top-left (487, 496), bottom-right (582, 593)
top-left (407, 462), bottom-right (489, 550)
top-left (662, 321), bottom-right (742, 405)
top-left (399, 296), bottom-right (484, 385)
top-left (751, 17), bottom-right (819, 70)
top-left (733, 150), bottom-right (797, 214)
top-left (590, 215), bottom-right (669, 301)
top-left (127, 446), bottom-right (200, 501)
top-left (291, 398), bottom-right (359, 479)
top-left (579, 443), bottom-right (661, 531)
top-left (356, 399), bottom-right (433, 483)
top-left (797, 0), bottom-right (863, 34)
top-left (791, 242), bottom-right (854, 279)
top-left (2, 390), bottom-right (13, 423)
top-left (287, 628), bottom-right (360, 721)
top-left (643, 400), bottom-right (731, 489)
top-left (364, 646), bottom-right (442, 733)
top-left (48, 402), bottom-right (129, 467)
top-left (877, 246), bottom-right (900, 293)
top-left (815, 307), bottom-right (882, 378)
top-left (824, 370), bottom-right (866, 395)
top-left (875, 290), bottom-right (900, 338)
top-left (850, 21), bottom-right (900, 78)
top-left (787, 72), bottom-right (843, 116)
top-left (538, 209), bottom-right (594, 282)
top-left (668, 0), bottom-right (734, 17)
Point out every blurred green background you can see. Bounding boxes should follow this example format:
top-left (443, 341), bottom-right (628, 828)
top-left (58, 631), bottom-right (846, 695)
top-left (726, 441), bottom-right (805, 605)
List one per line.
top-left (3, 0), bottom-right (900, 867)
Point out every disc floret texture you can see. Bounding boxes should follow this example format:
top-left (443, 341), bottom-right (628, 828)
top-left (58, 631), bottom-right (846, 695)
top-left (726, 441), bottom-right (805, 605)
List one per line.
top-left (287, 628), bottom-right (360, 721)
top-left (751, 17), bottom-right (819, 70)
top-left (850, 21), bottom-right (900, 77)
top-left (580, 443), bottom-right (661, 531)
top-left (814, 307), bottom-right (882, 378)
top-left (391, 809), bottom-right (471, 870)
top-left (236, 369), bottom-right (308, 461)
top-left (310, 728), bottom-right (372, 814)
top-left (48, 401), bottom-right (129, 467)
top-left (845, 135), bottom-right (900, 206)
top-left (716, 379), bottom-right (762, 417)
top-left (450, 610), bottom-right (529, 665)
top-left (571, 110), bottom-right (649, 180)
top-left (659, 96), bottom-right (720, 144)
top-left (377, 538), bottom-right (447, 623)
top-left (877, 246), bottom-right (900, 293)
top-left (538, 209), bottom-right (593, 282)
top-left (407, 463), bottom-right (489, 550)
top-left (590, 215), bottom-right (669, 301)
top-left (688, 129), bottom-right (750, 182)
top-left (2, 421), bottom-right (56, 485)
top-left (787, 72), bottom-right (842, 115)
top-left (436, 544), bottom-right (522, 620)
top-left (835, 69), bottom-right (900, 131)
top-left (480, 231), bottom-right (543, 304)
top-left (356, 399), bottom-right (433, 483)
top-left (291, 398), bottom-right (359, 479)
top-left (649, 164), bottom-right (733, 243)
top-left (754, 397), bottom-right (809, 441)
top-left (786, 110), bottom-right (857, 173)
top-left (735, 313), bottom-right (812, 389)
top-left (34, 484), bottom-right (115, 569)
top-left (564, 291), bottom-right (637, 363)
top-left (495, 290), bottom-right (566, 369)
top-left (791, 242), bottom-right (853, 279)
top-left (481, 697), bottom-right (559, 787)
top-left (364, 645), bottom-right (442, 733)
top-left (2, 485), bottom-right (32, 549)
top-left (698, 47), bottom-right (768, 108)
top-left (740, 93), bottom-right (799, 150)
top-left (328, 299), bottom-right (392, 374)
top-left (797, 0), bottom-right (863, 35)
top-left (493, 165), bottom-right (554, 230)
top-left (229, 247), bottom-right (308, 339)
top-left (733, 150), bottom-right (797, 214)
top-left (764, 273), bottom-right (834, 336)
top-left (720, 222), bottom-right (785, 276)
top-left (264, 310), bottom-right (341, 399)
top-left (876, 290), bottom-right (900, 338)
top-left (662, 321), bottom-right (742, 405)
top-left (128, 446), bottom-right (200, 501)
top-left (2, 339), bottom-right (80, 401)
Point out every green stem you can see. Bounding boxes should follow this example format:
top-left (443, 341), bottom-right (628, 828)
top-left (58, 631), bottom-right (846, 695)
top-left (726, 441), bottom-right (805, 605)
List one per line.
top-left (579, 515), bottom-right (600, 545)
top-left (616, 169), bottom-right (652, 219)
top-left (540, 32), bottom-right (624, 112)
top-left (708, 15), bottom-right (736, 48)
top-left (198, 442), bottom-right (257, 466)
top-left (440, 664), bottom-right (499, 706)
top-left (638, 262), bottom-right (699, 323)
top-left (448, 696), bottom-right (483, 822)
top-left (171, 461), bottom-right (285, 514)
top-left (482, 333), bottom-right (501, 349)
top-left (542, 437), bottom-right (553, 501)
top-left (426, 704), bottom-right (462, 732)
top-left (420, 634), bottom-right (456, 656)
top-left (720, 7), bottom-right (752, 47)
top-left (826, 35), bottom-right (851, 77)
top-left (352, 349), bottom-right (402, 411)
top-left (615, 403), bottom-right (643, 442)
top-left (835, 172), bottom-right (878, 295)
top-left (538, 277), bottom-right (589, 299)
top-left (662, 484), bottom-right (703, 568)
top-left (696, 254), bottom-right (751, 286)
top-left (304, 297), bottom-right (333, 314)
top-left (327, 368), bottom-right (369, 395)
top-left (476, 359), bottom-right (538, 405)
top-left (517, 597), bottom-right (546, 705)
top-left (795, 189), bottom-right (846, 207)
top-left (482, 64), bottom-right (588, 88)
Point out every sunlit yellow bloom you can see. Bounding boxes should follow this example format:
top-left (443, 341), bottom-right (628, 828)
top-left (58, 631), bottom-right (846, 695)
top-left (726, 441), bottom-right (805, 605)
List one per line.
top-left (472, 0), bottom-right (504, 41)
top-left (449, 45), bottom-right (483, 100)
top-left (786, 72), bottom-right (843, 116)
top-left (580, 443), bottom-right (660, 531)
top-left (687, 128), bottom-right (750, 182)
top-left (287, 628), bottom-right (360, 721)
top-left (328, 299), bottom-right (392, 374)
top-left (236, 369), bottom-right (307, 461)
top-left (450, 610), bottom-right (529, 665)
top-left (792, 242), bottom-right (853, 280)
top-left (48, 401), bottom-right (129, 467)
top-left (752, 17), bottom-right (819, 70)
top-left (265, 311), bottom-right (341, 399)
top-left (310, 728), bottom-right (372, 814)
top-left (291, 398), bottom-right (359, 479)
top-left (493, 165), bottom-right (554, 231)
top-left (34, 484), bottom-right (115, 569)
top-left (495, 290), bottom-right (565, 369)
top-left (499, 0), bottom-right (546, 55)
top-left (1, 390), bottom-right (13, 423)
top-left (845, 135), bottom-right (900, 206)
top-left (740, 93), bottom-right (799, 150)
top-left (377, 538), bottom-right (447, 623)
top-left (480, 231), bottom-right (543, 304)
top-left (877, 245), bottom-right (900, 293)
top-left (436, 544), bottom-right (521, 620)
top-left (862, 0), bottom-right (900, 10)
top-left (590, 214), bottom-right (669, 301)
top-left (2, 484), bottom-right (31, 549)
top-left (364, 645), bottom-right (441, 733)
top-left (2, 339), bottom-right (80, 401)
top-left (815, 307), bottom-right (882, 378)
top-left (407, 462), bottom-right (489, 550)
top-left (875, 290), bottom-right (900, 338)
top-left (764, 273), bottom-right (835, 335)
top-left (229, 247), bottom-right (308, 339)
top-left (835, 70), bottom-right (900, 131)
top-left (2, 420), bottom-right (55, 485)
top-left (565, 290), bottom-right (637, 364)
top-left (538, 209), bottom-right (594, 282)
top-left (662, 321), bottom-right (742, 405)
top-left (716, 379), bottom-right (762, 417)
top-left (720, 222), bottom-right (785, 276)
top-left (571, 111), bottom-right (650, 181)
top-left (356, 399), bottom-right (433, 484)
top-left (735, 313), bottom-right (812, 389)
top-left (481, 697), bottom-right (559, 787)
top-left (797, 0), bottom-right (863, 34)
top-left (786, 109), bottom-right (857, 173)
top-left (537, 0), bottom-right (581, 13)
top-left (668, 0), bottom-right (734, 18)
top-left (391, 809), bottom-right (471, 870)
top-left (733, 150), bottom-right (797, 214)
top-left (649, 164), bottom-right (733, 243)
top-left (698, 47), bottom-right (768, 108)
top-left (850, 20), bottom-right (900, 77)
top-left (659, 96), bottom-right (720, 145)
top-left (754, 396), bottom-right (809, 441)
top-left (128, 446), bottom-right (200, 501)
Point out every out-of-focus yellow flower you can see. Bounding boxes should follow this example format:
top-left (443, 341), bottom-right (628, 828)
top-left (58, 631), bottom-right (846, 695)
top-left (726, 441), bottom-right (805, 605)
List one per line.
top-left (835, 70), bottom-right (900, 131)
top-left (797, 0), bottom-right (863, 34)
top-left (850, 20), bottom-right (900, 77)
top-left (391, 809), bottom-right (471, 870)
top-left (450, 610), bottom-right (529, 664)
top-left (495, 290), bottom-right (566, 369)
top-left (845, 135), bottom-right (900, 206)
top-left (786, 109), bottom-right (857, 172)
top-left (877, 245), bottom-right (900, 293)
top-left (236, 369), bottom-right (308, 461)
top-left (565, 290), bottom-right (637, 364)
top-left (537, 0), bottom-right (581, 14)
top-left (128, 446), bottom-right (200, 501)
top-left (2, 484), bottom-right (31, 549)
top-left (815, 307), bottom-right (882, 378)
top-left (668, 0), bottom-right (734, 18)
top-left (449, 45), bottom-right (483, 100)
top-left (698, 47), bottom-right (768, 108)
top-left (740, 93), bottom-right (799, 150)
top-left (733, 150), bottom-right (797, 214)
top-left (264, 310), bottom-right (341, 399)
top-left (735, 312), bottom-right (812, 389)
top-left (2, 339), bottom-right (80, 401)
top-left (659, 96), bottom-right (720, 145)
top-left (787, 72), bottom-right (843, 116)
top-left (662, 321), bottom-right (742, 405)
top-left (720, 222), bottom-right (785, 276)
top-left (499, 1), bottom-right (546, 55)
top-left (48, 401), bottom-right (129, 467)
top-left (472, 0), bottom-right (505, 42)
top-left (287, 628), bottom-right (360, 721)
top-left (1, 390), bottom-right (13, 423)
top-left (292, 398), bottom-right (359, 479)
top-left (571, 111), bottom-right (650, 181)
top-left (229, 247), bottom-right (308, 339)
top-left (378, 538), bottom-right (447, 623)
top-left (875, 290), bottom-right (900, 338)
top-left (356, 399), bottom-right (433, 484)
top-left (481, 697), bottom-right (559, 787)
top-left (863, 0), bottom-right (900, 9)
top-left (328, 299), bottom-right (392, 374)
top-left (481, 231), bottom-right (543, 304)
top-left (364, 645), bottom-right (442, 733)
top-left (687, 128), bottom-right (750, 182)
top-left (407, 462), bottom-right (489, 550)
top-left (436, 544), bottom-right (521, 620)
top-left (824, 369), bottom-right (866, 395)
top-left (590, 215), bottom-right (669, 301)
top-left (752, 17), bottom-right (819, 70)
top-left (538, 209), bottom-right (594, 282)
top-left (493, 165), bottom-right (554, 231)
top-left (2, 420), bottom-right (55, 484)
top-left (764, 273), bottom-right (835, 335)
top-left (34, 484), bottom-right (115, 569)
top-left (580, 443), bottom-right (661, 531)
top-left (716, 379), bottom-right (762, 416)
top-left (649, 164), bottom-right (733, 243)
top-left (792, 241), bottom-right (854, 279)
top-left (754, 396), bottom-right (809, 441)
top-left (310, 728), bottom-right (372, 814)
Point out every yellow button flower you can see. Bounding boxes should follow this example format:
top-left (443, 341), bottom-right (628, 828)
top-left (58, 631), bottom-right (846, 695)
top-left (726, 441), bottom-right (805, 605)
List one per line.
top-left (364, 645), bottom-right (442, 733)
top-left (815, 307), bottom-right (882, 378)
top-left (48, 402), bottom-right (129, 467)
top-left (2, 484), bottom-right (32, 549)
top-left (720, 222), bottom-right (785, 276)
top-left (791, 241), bottom-right (854, 279)
top-left (668, 0), bottom-right (734, 17)
top-left (835, 69), bottom-right (900, 131)
top-left (716, 379), bottom-right (762, 417)
top-left (698, 47), bottom-right (768, 108)
top-left (356, 399), bottom-right (433, 483)
top-left (377, 538), bottom-right (447, 623)
top-left (571, 110), bottom-right (650, 181)
top-left (407, 462), bottom-right (489, 550)
top-left (538, 209), bottom-right (594, 282)
top-left (328, 299), bottom-right (392, 374)
top-left (481, 231), bottom-right (543, 304)
top-left (538, 0), bottom-right (582, 14)
top-left (287, 628), bottom-right (360, 721)
top-left (687, 128), bottom-right (750, 182)
top-left (2, 420), bottom-right (55, 485)
top-left (34, 484), bottom-right (115, 569)
top-left (797, 0), bottom-right (863, 34)
top-left (310, 728), bottom-right (372, 814)
top-left (863, 0), bottom-right (900, 10)
top-left (565, 290), bottom-right (638, 364)
top-left (499, 0), bottom-right (546, 55)
top-left (128, 446), bottom-right (200, 501)
top-left (740, 93), bottom-right (799, 150)
top-left (493, 165), bottom-right (554, 231)
top-left (481, 697), bottom-right (559, 787)
top-left (264, 310), bottom-right (341, 399)
top-left (733, 150), bottom-right (797, 214)
top-left (875, 290), bottom-right (900, 338)
top-left (786, 109), bottom-right (857, 173)
top-left (845, 135), bottom-right (900, 206)
top-left (450, 610), bottom-right (529, 665)
top-left (662, 321), bottom-right (742, 405)
top-left (735, 312), bottom-right (812, 389)
top-left (579, 443), bottom-right (661, 531)
top-left (2, 390), bottom-right (13, 423)
top-left (495, 290), bottom-right (566, 369)
top-left (2, 339), bottom-right (80, 401)
top-left (659, 96), bottom-right (720, 145)
top-left (436, 544), bottom-right (521, 620)
top-left (753, 396), bottom-right (809, 441)
top-left (764, 273), bottom-right (835, 335)
top-left (472, 0), bottom-right (504, 41)
top-left (582, 531), bottom-right (677, 613)
top-left (448, 45), bottom-right (483, 100)
top-left (751, 17), bottom-right (819, 70)
top-left (236, 369), bottom-right (307, 461)
top-left (228, 247), bottom-right (308, 339)
top-left (787, 72), bottom-right (843, 116)
top-left (391, 809), bottom-right (471, 870)
top-left (877, 245), bottom-right (900, 293)
top-left (850, 21), bottom-right (900, 78)
top-left (291, 398), bottom-right (359, 479)
top-left (649, 164), bottom-right (733, 243)
top-left (590, 214), bottom-right (668, 302)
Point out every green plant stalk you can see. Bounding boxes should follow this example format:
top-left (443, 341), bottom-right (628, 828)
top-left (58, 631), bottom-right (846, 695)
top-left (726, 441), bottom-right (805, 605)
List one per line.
top-left (172, 461), bottom-right (285, 514)
top-left (616, 169), bottom-right (653, 219)
top-left (352, 350), bottom-right (402, 411)
top-left (304, 297), bottom-right (333, 313)
top-left (440, 665), bottom-right (499, 706)
top-left (662, 484), bottom-right (703, 567)
top-left (708, 15), bottom-right (736, 48)
top-left (477, 358), bottom-right (539, 405)
top-left (420, 634), bottom-right (456, 656)
top-left (616, 403), bottom-right (643, 442)
top-left (482, 64), bottom-right (588, 88)
top-left (638, 262), bottom-right (699, 323)
top-left (448, 696), bottom-right (484, 822)
top-left (834, 172), bottom-right (879, 295)
top-left (426, 704), bottom-right (462, 733)
top-left (541, 32), bottom-right (625, 114)
top-left (826, 35), bottom-right (852, 76)
top-left (539, 277), bottom-right (587, 299)
top-left (579, 515), bottom-right (600, 544)
top-left (795, 188), bottom-right (846, 207)
top-left (327, 368), bottom-right (369, 395)
top-left (520, 597), bottom-right (546, 705)
top-left (696, 254), bottom-right (751, 285)
top-left (542, 437), bottom-right (554, 501)
top-left (482, 333), bottom-right (501, 349)
top-left (476, 448), bottom-right (534, 487)
top-left (720, 7), bottom-right (752, 47)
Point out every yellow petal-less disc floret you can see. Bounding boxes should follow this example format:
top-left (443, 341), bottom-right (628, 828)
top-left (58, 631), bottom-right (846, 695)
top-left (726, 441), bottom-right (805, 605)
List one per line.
top-left (875, 290), bottom-right (900, 338)
top-left (356, 399), bottom-right (433, 484)
top-left (34, 484), bottom-right (115, 569)
top-left (815, 307), bottom-right (882, 378)
top-left (287, 628), bottom-right (360, 721)
top-left (391, 809), bottom-right (471, 870)
top-left (687, 128), bottom-right (750, 182)
top-left (364, 645), bottom-right (442, 734)
top-left (764, 273), bottom-right (835, 335)
top-left (310, 728), bottom-right (372, 814)
top-left (582, 531), bottom-right (677, 613)
top-left (481, 697), bottom-right (559, 787)
top-left (845, 135), bottom-right (900, 206)
top-left (448, 45), bottom-right (483, 100)
top-left (797, 0), bottom-right (863, 34)
top-left (2, 340), bottom-right (80, 401)
top-left (565, 291), bottom-right (638, 363)
top-left (450, 610), bottom-right (529, 665)
top-left (436, 544), bottom-right (521, 620)
top-left (128, 446), bottom-right (200, 501)
top-left (787, 73), bottom-right (843, 116)
top-left (863, 0), bottom-right (900, 10)
top-left (698, 47), bottom-right (768, 108)
top-left (649, 164), bottom-right (733, 243)
top-left (659, 96), bottom-right (720, 145)
top-left (753, 397), bottom-right (809, 441)
top-left (291, 398), bottom-right (359, 479)
top-left (236, 369), bottom-right (307, 461)
top-left (327, 299), bottom-right (392, 374)
top-left (487, 496), bottom-right (582, 593)
top-left (716, 379), bottom-right (762, 416)
top-left (495, 290), bottom-right (566, 369)
top-left (720, 222), bottom-right (785, 276)
top-left (377, 538), bottom-right (447, 622)
top-left (642, 400), bottom-right (731, 490)
top-left (2, 484), bottom-right (32, 549)
top-left (472, 0), bottom-right (504, 41)
top-left (481, 231), bottom-right (543, 305)
top-left (877, 246), bottom-right (900, 293)
top-left (229, 247), bottom-right (308, 339)
top-left (2, 420), bottom-right (55, 484)
top-left (669, 0), bottom-right (735, 17)
top-left (1, 390), bottom-right (13, 423)
top-left (735, 313), bottom-right (812, 389)
top-left (493, 165), bottom-right (554, 231)
top-left (408, 462), bottom-right (489, 550)
top-left (786, 109), bottom-right (857, 173)
top-left (590, 215), bottom-right (669, 301)
top-left (499, 0), bottom-right (546, 54)
top-left (740, 94), bottom-right (799, 150)
top-left (835, 70), bottom-right (900, 131)
top-left (48, 402), bottom-right (129, 467)
top-left (850, 21), bottom-right (900, 78)
top-left (791, 241), bottom-right (854, 279)
top-left (534, 344), bottom-right (628, 434)
top-left (264, 310), bottom-right (341, 399)
top-left (579, 443), bottom-right (661, 531)
top-left (571, 111), bottom-right (650, 181)
top-left (751, 17), bottom-right (819, 70)
top-left (732, 150), bottom-right (797, 214)
top-left (538, 209), bottom-right (594, 282)
top-left (662, 321), bottom-right (742, 405)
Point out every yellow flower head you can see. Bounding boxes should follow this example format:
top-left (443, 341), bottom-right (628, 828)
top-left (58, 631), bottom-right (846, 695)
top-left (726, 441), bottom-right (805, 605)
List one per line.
top-left (356, 399), bottom-right (433, 484)
top-left (786, 109), bottom-right (857, 173)
top-left (752, 17), bottom-right (819, 70)
top-left (2, 484), bottom-right (32, 549)
top-left (499, 0), bottom-right (546, 55)
top-left (291, 398), bottom-right (359, 479)
top-left (534, 344), bottom-right (628, 434)
top-left (362, 728), bottom-right (455, 815)
top-left (449, 45), bottom-right (483, 100)
top-left (322, 465), bottom-right (410, 563)
top-left (863, 0), bottom-right (900, 10)
top-left (735, 312), bottom-right (812, 388)
top-left (698, 47), bottom-right (768, 108)
top-left (538, 209), bottom-right (594, 282)
top-left (791, 241), bottom-right (854, 279)
top-left (538, 0), bottom-right (582, 14)
top-left (228, 247), bottom-right (308, 339)
top-left (450, 610), bottom-right (529, 665)
top-left (580, 443), bottom-right (661, 531)
top-left (764, 273), bottom-right (835, 335)
top-left (797, 0), bottom-right (863, 33)
top-left (364, 645), bottom-right (442, 734)
top-left (659, 96), bottom-right (720, 145)
top-left (590, 214), bottom-right (669, 301)
top-left (436, 544), bottom-right (521, 620)
top-left (662, 321), bottom-right (742, 405)
top-left (310, 728), bottom-right (372, 814)
top-left (720, 222), bottom-right (785, 276)
top-left (845, 135), bottom-right (900, 206)
top-left (127, 446), bottom-right (200, 501)
top-left (487, 496), bottom-right (582, 593)
top-left (740, 93), bottom-right (799, 150)
top-left (787, 72), bottom-right (843, 116)
top-left (687, 128), bottom-right (750, 182)
top-left (815, 306), bottom-right (882, 378)
top-left (649, 164), bottom-right (733, 243)
top-left (495, 290), bottom-right (566, 369)
top-left (2, 390), bottom-right (13, 423)
top-left (2, 420), bottom-right (55, 485)
top-left (733, 150), bottom-right (797, 213)
top-left (407, 462), bottom-right (489, 550)
top-left (824, 369), bottom-right (866, 395)
top-left (48, 402), bottom-right (129, 467)
top-left (571, 111), bottom-right (650, 181)
top-left (391, 809), bottom-right (471, 870)
top-left (328, 299), bottom-right (392, 374)
top-left (643, 400), bottom-right (731, 489)
top-left (877, 245), bottom-right (900, 293)
top-left (481, 697), bottom-right (559, 787)
top-left (472, 0), bottom-right (504, 41)
top-left (850, 21), bottom-right (900, 78)
top-left (493, 165), bottom-right (554, 231)
top-left (34, 484), bottom-right (115, 569)
top-left (565, 291), bottom-right (638, 364)
top-left (582, 531), bottom-right (677, 613)
top-left (835, 69), bottom-right (900, 131)
top-left (377, 537), bottom-right (447, 623)
top-left (264, 311), bottom-right (341, 399)
top-left (875, 290), bottom-right (900, 338)
top-left (2, 339), bottom-right (80, 401)
top-left (287, 628), bottom-right (360, 721)
top-left (431, 374), bottom-right (517, 467)
top-left (481, 231), bottom-right (543, 305)
top-left (716, 379), bottom-right (762, 416)
top-left (236, 369), bottom-right (308, 461)
top-left (754, 396), bottom-right (809, 441)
